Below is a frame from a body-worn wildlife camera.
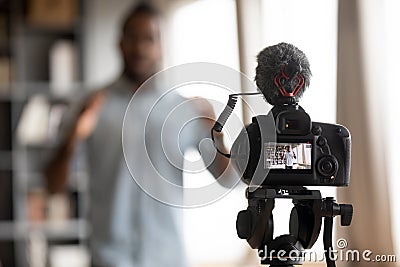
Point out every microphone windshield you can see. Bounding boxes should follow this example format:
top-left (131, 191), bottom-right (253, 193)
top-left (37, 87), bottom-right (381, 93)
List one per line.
top-left (255, 43), bottom-right (311, 106)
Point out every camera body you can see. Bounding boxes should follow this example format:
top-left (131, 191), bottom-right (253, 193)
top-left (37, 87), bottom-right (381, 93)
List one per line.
top-left (231, 104), bottom-right (351, 186)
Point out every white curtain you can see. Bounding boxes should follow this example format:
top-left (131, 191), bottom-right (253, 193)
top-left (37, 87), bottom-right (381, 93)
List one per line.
top-left (336, 0), bottom-right (398, 266)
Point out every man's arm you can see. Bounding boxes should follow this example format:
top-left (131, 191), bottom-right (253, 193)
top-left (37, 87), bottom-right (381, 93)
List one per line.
top-left (190, 97), bottom-right (234, 187)
top-left (45, 92), bottom-right (105, 194)
top-left (45, 130), bottom-right (78, 194)
top-left (202, 120), bottom-right (230, 178)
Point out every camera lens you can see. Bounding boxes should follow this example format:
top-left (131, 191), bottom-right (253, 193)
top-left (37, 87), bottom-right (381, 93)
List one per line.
top-left (317, 156), bottom-right (338, 177)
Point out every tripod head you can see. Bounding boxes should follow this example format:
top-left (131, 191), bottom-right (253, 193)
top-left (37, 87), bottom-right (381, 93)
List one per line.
top-left (236, 187), bottom-right (353, 267)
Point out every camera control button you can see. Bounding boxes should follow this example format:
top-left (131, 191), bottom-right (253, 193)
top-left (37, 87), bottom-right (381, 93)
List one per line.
top-left (322, 161), bottom-right (333, 173)
top-left (236, 210), bottom-right (253, 239)
top-left (317, 156), bottom-right (338, 177)
top-left (312, 126), bottom-right (322, 135)
top-left (317, 137), bottom-right (327, 146)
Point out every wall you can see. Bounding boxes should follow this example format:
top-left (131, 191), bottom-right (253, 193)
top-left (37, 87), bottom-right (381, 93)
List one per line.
top-left (83, 0), bottom-right (136, 89)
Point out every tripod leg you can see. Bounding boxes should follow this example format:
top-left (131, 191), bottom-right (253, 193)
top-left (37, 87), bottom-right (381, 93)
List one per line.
top-left (323, 217), bottom-right (336, 267)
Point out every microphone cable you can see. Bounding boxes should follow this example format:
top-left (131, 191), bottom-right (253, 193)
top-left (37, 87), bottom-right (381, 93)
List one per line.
top-left (211, 92), bottom-right (262, 158)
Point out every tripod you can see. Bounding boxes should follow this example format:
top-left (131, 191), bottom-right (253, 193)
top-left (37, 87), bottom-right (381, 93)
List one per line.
top-left (236, 186), bottom-right (353, 267)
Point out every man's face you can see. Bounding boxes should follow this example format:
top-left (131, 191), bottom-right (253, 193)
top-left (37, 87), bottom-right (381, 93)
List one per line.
top-left (120, 13), bottom-right (162, 82)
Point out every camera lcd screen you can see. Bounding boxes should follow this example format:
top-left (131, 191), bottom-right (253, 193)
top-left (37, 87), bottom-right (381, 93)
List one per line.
top-left (264, 142), bottom-right (312, 170)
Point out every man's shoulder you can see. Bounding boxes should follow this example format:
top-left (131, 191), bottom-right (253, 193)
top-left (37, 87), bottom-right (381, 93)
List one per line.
top-left (101, 75), bottom-right (136, 96)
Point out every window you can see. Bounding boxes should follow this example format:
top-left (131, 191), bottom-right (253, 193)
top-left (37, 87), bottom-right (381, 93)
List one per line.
top-left (167, 1), bottom-right (248, 266)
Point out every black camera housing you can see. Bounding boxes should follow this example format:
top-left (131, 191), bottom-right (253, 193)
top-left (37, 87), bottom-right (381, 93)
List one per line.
top-left (231, 104), bottom-right (351, 186)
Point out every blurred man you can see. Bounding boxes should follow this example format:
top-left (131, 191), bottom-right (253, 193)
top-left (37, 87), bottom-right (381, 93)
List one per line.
top-left (45, 3), bottom-right (229, 267)
top-left (283, 146), bottom-right (296, 169)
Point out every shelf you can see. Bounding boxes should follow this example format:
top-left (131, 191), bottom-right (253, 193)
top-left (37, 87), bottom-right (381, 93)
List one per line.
top-left (0, 1), bottom-right (88, 264)
top-left (9, 81), bottom-right (85, 101)
top-left (22, 24), bottom-right (79, 37)
top-left (12, 170), bottom-right (88, 193)
top-left (12, 149), bottom-right (54, 176)
top-left (0, 46), bottom-right (10, 56)
top-left (0, 219), bottom-right (89, 241)
top-left (0, 91), bottom-right (11, 102)
top-left (0, 91), bottom-right (11, 101)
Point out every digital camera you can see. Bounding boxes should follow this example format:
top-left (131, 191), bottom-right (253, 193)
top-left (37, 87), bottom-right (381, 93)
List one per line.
top-left (230, 103), bottom-right (351, 187)
top-left (211, 43), bottom-right (353, 267)
top-left (212, 42), bottom-right (351, 187)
